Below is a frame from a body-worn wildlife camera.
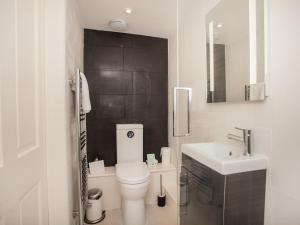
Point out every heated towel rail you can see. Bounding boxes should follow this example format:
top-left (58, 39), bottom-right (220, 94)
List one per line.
top-left (70, 69), bottom-right (88, 225)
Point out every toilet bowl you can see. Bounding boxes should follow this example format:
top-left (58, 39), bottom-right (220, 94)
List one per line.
top-left (116, 162), bottom-right (150, 225)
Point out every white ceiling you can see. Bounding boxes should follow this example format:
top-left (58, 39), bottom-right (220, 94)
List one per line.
top-left (78, 0), bottom-right (177, 38)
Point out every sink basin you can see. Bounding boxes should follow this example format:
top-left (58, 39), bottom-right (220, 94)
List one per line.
top-left (181, 142), bottom-right (268, 175)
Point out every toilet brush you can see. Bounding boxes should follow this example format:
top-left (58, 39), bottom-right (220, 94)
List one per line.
top-left (157, 174), bottom-right (166, 207)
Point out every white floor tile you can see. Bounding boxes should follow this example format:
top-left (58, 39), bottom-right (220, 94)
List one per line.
top-left (89, 203), bottom-right (178, 225)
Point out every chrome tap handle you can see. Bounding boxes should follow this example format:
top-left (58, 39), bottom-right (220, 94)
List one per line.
top-left (234, 127), bottom-right (247, 132)
top-left (234, 127), bottom-right (247, 141)
top-left (232, 127), bottom-right (253, 156)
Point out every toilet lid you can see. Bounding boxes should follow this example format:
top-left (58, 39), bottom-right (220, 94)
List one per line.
top-left (116, 162), bottom-right (150, 184)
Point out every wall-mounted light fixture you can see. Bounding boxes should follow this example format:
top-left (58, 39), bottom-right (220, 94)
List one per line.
top-left (249, 0), bottom-right (257, 84)
top-left (209, 21), bottom-right (215, 93)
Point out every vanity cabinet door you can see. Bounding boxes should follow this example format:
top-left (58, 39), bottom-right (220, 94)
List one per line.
top-left (224, 170), bottom-right (267, 225)
top-left (180, 167), bottom-right (224, 225)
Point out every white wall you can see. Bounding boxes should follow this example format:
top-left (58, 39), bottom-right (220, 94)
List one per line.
top-left (45, 0), bottom-right (83, 224)
top-left (178, 0), bottom-right (300, 224)
top-left (66, 0), bottom-right (84, 221)
top-left (168, 33), bottom-right (180, 169)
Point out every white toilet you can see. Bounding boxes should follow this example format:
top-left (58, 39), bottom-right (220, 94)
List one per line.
top-left (115, 124), bottom-right (150, 225)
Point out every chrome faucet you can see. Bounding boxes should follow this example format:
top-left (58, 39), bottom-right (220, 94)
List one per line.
top-left (227, 127), bottom-right (253, 156)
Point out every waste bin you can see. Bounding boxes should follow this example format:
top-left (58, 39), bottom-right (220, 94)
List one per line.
top-left (85, 188), bottom-right (105, 224)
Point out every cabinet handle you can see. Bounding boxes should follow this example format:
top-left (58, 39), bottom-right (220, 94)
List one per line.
top-left (180, 172), bottom-right (189, 207)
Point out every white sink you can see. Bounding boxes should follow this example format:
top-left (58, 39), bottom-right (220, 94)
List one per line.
top-left (181, 142), bottom-right (268, 175)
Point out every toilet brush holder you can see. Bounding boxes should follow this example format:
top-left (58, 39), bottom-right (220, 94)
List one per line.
top-left (157, 174), bottom-right (166, 207)
top-left (157, 194), bottom-right (166, 207)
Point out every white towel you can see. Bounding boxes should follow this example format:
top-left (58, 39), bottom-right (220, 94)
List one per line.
top-left (80, 72), bottom-right (91, 113)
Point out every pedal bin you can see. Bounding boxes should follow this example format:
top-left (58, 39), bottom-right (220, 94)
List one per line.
top-left (85, 188), bottom-right (104, 224)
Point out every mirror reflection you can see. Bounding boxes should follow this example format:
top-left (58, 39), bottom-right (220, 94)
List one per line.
top-left (206, 0), bottom-right (266, 103)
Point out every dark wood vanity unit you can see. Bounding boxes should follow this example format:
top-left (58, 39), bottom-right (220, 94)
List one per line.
top-left (180, 153), bottom-right (267, 225)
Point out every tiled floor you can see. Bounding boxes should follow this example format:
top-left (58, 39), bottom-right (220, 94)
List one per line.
top-left (93, 203), bottom-right (178, 225)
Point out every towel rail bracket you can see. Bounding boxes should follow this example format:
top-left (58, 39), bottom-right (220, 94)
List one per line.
top-left (68, 77), bottom-right (76, 91)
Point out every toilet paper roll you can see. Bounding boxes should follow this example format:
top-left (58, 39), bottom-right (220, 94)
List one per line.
top-left (161, 147), bottom-right (171, 166)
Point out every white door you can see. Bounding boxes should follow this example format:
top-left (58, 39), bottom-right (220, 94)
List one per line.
top-left (0, 0), bottom-right (48, 225)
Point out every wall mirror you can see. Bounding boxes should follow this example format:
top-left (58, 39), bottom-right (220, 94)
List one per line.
top-left (206, 0), bottom-right (268, 103)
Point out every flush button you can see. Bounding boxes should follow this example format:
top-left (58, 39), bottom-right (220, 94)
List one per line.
top-left (127, 131), bottom-right (134, 138)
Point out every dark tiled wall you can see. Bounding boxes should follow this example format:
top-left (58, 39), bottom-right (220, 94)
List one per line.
top-left (207, 44), bottom-right (226, 103)
top-left (84, 29), bottom-right (168, 166)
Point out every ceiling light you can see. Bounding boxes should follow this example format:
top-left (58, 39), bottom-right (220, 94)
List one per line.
top-left (125, 8), bottom-right (132, 14)
top-left (109, 19), bottom-right (128, 31)
top-left (217, 23), bottom-right (223, 28)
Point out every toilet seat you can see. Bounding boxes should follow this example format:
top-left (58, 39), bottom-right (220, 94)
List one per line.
top-left (116, 162), bottom-right (150, 185)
